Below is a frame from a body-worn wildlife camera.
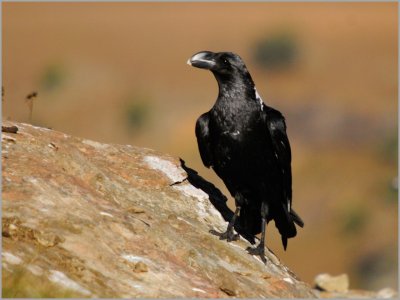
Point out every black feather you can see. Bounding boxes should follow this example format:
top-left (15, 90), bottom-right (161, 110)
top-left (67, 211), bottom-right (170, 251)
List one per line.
top-left (195, 112), bottom-right (212, 168)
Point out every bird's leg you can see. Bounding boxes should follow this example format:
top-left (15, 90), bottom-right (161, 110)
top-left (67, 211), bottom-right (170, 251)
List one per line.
top-left (247, 202), bottom-right (268, 263)
top-left (247, 218), bottom-right (267, 262)
top-left (219, 206), bottom-right (241, 242)
top-left (211, 193), bottom-right (243, 241)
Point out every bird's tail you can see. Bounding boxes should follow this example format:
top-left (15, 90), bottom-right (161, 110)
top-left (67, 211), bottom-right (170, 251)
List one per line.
top-left (275, 205), bottom-right (304, 250)
top-left (290, 209), bottom-right (304, 227)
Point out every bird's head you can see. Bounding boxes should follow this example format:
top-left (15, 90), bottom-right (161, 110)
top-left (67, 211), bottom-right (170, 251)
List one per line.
top-left (187, 51), bottom-right (251, 80)
top-left (188, 51), bottom-right (257, 99)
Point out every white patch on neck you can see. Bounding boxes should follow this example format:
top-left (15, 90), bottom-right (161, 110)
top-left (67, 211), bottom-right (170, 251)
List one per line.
top-left (232, 130), bottom-right (240, 136)
top-left (254, 87), bottom-right (264, 111)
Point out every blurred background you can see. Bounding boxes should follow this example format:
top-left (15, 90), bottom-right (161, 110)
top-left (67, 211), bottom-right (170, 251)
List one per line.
top-left (3, 2), bottom-right (397, 291)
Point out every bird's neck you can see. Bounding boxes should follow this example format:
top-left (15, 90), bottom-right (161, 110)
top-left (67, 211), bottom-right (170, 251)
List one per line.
top-left (213, 72), bottom-right (257, 104)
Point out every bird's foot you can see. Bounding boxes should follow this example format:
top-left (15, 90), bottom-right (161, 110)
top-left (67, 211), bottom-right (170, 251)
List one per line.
top-left (246, 244), bottom-right (267, 263)
top-left (209, 228), bottom-right (239, 242)
top-left (220, 229), bottom-right (240, 242)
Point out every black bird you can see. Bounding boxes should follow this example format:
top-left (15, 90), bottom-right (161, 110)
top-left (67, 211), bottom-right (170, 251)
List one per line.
top-left (187, 51), bottom-right (304, 261)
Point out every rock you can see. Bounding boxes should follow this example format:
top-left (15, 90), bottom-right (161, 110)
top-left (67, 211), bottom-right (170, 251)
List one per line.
top-left (33, 231), bottom-right (64, 247)
top-left (2, 134), bottom-right (16, 143)
top-left (0, 121), bottom-right (318, 298)
top-left (219, 275), bottom-right (239, 297)
top-left (219, 285), bottom-right (237, 297)
top-left (2, 223), bottom-right (17, 238)
top-left (313, 275), bottom-right (398, 299)
top-left (3, 252), bottom-right (23, 265)
top-left (261, 273), bottom-right (272, 280)
top-left (313, 287), bottom-right (398, 299)
top-left (126, 206), bottom-right (146, 214)
top-left (377, 288), bottom-right (397, 299)
top-left (48, 142), bottom-right (59, 151)
top-left (314, 273), bottom-right (349, 293)
top-left (133, 261), bottom-right (148, 273)
top-left (2, 125), bottom-right (18, 134)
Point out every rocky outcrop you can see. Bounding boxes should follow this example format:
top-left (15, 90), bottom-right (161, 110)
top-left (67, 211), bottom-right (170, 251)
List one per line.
top-left (2, 121), bottom-right (396, 298)
top-left (314, 273), bottom-right (350, 293)
top-left (2, 121), bottom-right (318, 298)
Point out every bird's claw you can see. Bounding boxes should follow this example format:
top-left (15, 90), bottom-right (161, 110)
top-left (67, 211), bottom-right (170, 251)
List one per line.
top-left (209, 228), bottom-right (239, 242)
top-left (219, 229), bottom-right (239, 242)
top-left (246, 245), bottom-right (267, 263)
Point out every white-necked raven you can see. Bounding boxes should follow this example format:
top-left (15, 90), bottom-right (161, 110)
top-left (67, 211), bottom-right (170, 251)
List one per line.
top-left (188, 51), bottom-right (304, 261)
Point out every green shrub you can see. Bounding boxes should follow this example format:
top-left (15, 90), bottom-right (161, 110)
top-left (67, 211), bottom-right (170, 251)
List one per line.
top-left (123, 93), bottom-right (152, 132)
top-left (379, 134), bottom-right (398, 165)
top-left (253, 31), bottom-right (298, 70)
top-left (40, 64), bottom-right (65, 91)
top-left (340, 206), bottom-right (368, 235)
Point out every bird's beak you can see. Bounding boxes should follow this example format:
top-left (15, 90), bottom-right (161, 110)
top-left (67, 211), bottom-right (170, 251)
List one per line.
top-left (187, 51), bottom-right (216, 70)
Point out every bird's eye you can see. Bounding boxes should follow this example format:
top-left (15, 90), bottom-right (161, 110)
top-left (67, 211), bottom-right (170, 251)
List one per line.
top-left (223, 59), bottom-right (229, 64)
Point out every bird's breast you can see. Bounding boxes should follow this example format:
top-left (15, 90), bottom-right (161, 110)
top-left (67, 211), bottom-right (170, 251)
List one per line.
top-left (221, 129), bottom-right (242, 138)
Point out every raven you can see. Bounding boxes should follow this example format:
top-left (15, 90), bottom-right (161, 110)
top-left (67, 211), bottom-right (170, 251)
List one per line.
top-left (187, 51), bottom-right (304, 261)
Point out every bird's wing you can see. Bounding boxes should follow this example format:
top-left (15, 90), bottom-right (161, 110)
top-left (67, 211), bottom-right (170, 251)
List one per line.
top-left (195, 112), bottom-right (213, 168)
top-left (263, 105), bottom-right (292, 210)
